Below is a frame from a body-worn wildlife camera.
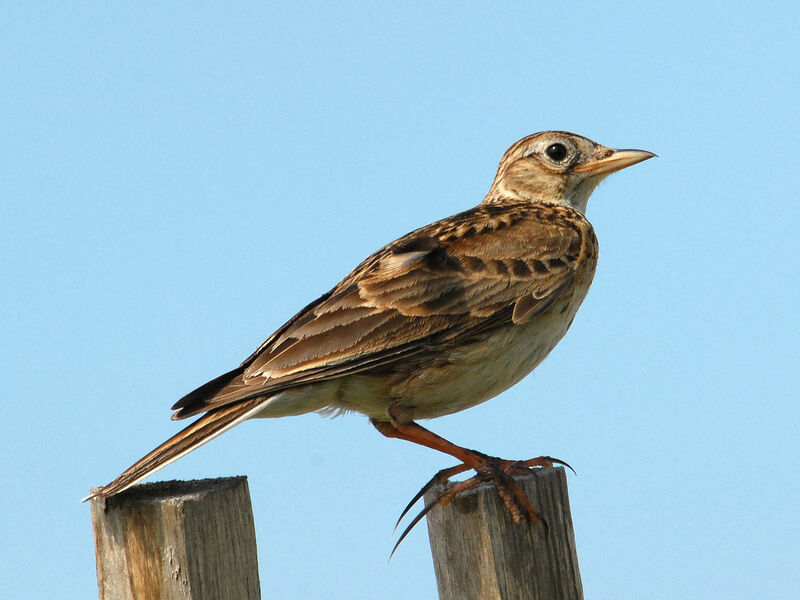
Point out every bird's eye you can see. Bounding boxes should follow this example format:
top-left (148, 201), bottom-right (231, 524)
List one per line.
top-left (545, 143), bottom-right (568, 162)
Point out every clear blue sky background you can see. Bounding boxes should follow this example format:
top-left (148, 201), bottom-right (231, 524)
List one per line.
top-left (2, 3), bottom-right (798, 599)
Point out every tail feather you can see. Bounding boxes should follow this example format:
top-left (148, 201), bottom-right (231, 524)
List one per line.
top-left (169, 366), bottom-right (247, 419)
top-left (84, 398), bottom-right (264, 501)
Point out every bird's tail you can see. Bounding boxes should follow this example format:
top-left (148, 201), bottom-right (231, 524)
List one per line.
top-left (84, 398), bottom-right (264, 501)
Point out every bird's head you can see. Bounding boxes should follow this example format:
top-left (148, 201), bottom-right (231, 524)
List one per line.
top-left (485, 131), bottom-right (655, 214)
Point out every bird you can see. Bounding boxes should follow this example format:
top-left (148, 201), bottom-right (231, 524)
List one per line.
top-left (87, 131), bottom-right (654, 533)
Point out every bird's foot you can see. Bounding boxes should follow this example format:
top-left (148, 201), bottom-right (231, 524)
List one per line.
top-left (391, 454), bottom-right (572, 556)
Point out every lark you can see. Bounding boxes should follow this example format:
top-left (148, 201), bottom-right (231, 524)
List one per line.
top-left (87, 131), bottom-right (654, 535)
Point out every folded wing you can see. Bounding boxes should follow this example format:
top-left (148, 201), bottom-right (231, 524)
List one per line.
top-left (172, 202), bottom-right (594, 419)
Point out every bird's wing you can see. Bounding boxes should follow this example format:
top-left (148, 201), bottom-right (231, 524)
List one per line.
top-left (171, 202), bottom-right (595, 418)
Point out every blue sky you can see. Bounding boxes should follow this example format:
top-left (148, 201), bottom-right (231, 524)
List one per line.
top-left (2, 3), bottom-right (798, 598)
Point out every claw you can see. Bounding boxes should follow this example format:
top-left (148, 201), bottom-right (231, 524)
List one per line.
top-left (394, 463), bottom-right (470, 530)
top-left (390, 476), bottom-right (485, 559)
top-left (390, 454), bottom-right (571, 556)
top-left (390, 497), bottom-right (438, 559)
top-left (519, 455), bottom-right (576, 476)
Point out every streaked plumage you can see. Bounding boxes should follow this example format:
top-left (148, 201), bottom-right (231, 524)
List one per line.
top-left (88, 131), bottom-right (654, 505)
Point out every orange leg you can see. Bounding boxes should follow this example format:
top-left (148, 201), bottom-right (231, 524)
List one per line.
top-left (372, 419), bottom-right (501, 470)
top-left (371, 418), bottom-right (571, 554)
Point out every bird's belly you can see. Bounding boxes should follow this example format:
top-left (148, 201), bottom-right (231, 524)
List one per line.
top-left (253, 290), bottom-right (587, 422)
top-left (396, 313), bottom-right (572, 419)
top-left (330, 302), bottom-right (581, 421)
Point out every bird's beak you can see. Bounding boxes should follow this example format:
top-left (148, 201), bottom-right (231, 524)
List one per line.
top-left (574, 148), bottom-right (656, 176)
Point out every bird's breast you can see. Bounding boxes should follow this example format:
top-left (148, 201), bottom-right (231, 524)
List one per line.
top-left (397, 303), bottom-right (581, 419)
top-left (328, 276), bottom-right (594, 422)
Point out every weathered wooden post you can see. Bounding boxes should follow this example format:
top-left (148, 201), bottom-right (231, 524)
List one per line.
top-left (425, 467), bottom-right (582, 600)
top-left (90, 476), bottom-right (260, 600)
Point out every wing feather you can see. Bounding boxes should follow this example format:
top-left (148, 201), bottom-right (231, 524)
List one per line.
top-left (172, 202), bottom-right (595, 418)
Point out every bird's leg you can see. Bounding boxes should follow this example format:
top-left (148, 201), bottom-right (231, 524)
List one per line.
top-left (371, 417), bottom-right (570, 552)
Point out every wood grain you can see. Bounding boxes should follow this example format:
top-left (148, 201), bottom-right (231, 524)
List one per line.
top-left (425, 467), bottom-right (582, 600)
top-left (90, 477), bottom-right (260, 600)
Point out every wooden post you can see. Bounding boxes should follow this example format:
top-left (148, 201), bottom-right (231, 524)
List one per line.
top-left (90, 477), bottom-right (261, 600)
top-left (425, 467), bottom-right (582, 600)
